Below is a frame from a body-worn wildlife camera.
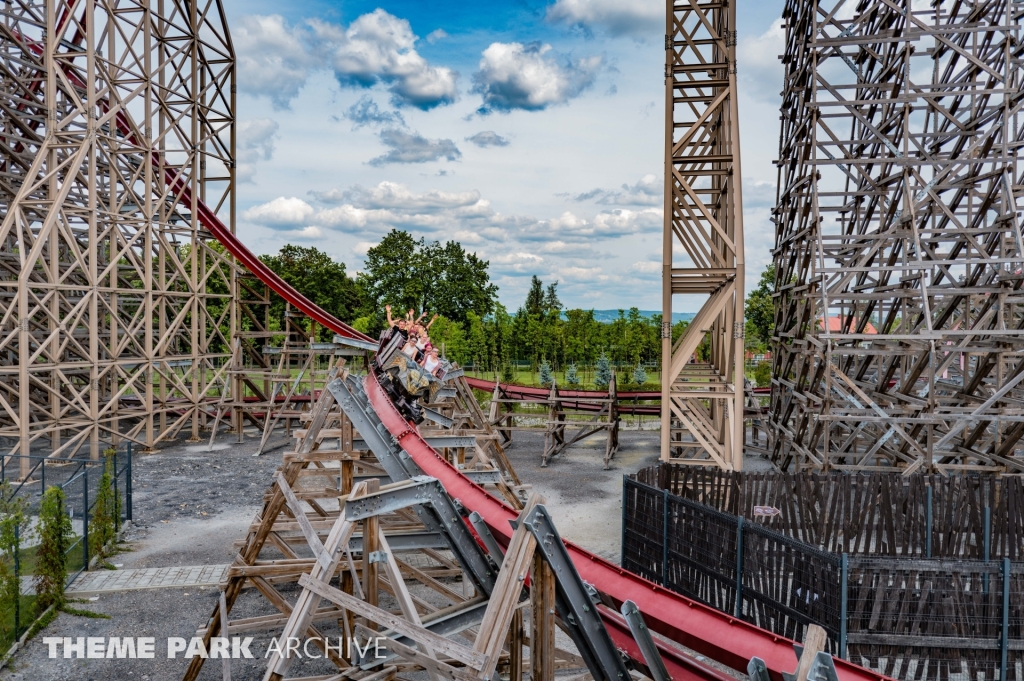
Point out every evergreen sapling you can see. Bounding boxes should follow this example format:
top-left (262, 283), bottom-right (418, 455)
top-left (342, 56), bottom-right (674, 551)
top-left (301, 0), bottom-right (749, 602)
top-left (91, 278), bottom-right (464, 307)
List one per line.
top-left (594, 353), bottom-right (612, 389)
top-left (36, 487), bottom-right (73, 612)
top-left (539, 360), bottom-right (554, 387)
top-left (632, 363), bottom-right (648, 386)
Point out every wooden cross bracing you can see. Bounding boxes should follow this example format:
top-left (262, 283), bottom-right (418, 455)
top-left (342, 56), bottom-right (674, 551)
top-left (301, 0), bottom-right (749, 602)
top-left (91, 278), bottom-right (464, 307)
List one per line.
top-left (0, 0), bottom-right (240, 472)
top-left (768, 0), bottom-right (1024, 472)
top-left (659, 0), bottom-right (747, 471)
top-left (183, 362), bottom-right (586, 681)
top-left (486, 378), bottom-right (621, 469)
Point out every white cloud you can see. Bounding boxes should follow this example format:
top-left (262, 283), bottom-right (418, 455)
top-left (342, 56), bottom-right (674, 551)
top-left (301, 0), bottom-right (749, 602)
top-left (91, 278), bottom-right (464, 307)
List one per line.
top-left (573, 173), bottom-right (661, 206)
top-left (466, 131), bottom-right (510, 148)
top-left (368, 129), bottom-right (462, 166)
top-left (738, 19), bottom-right (785, 103)
top-left (426, 29), bottom-right (448, 44)
top-left (235, 15), bottom-right (313, 110)
top-left (289, 226), bottom-right (325, 240)
top-left (546, 0), bottom-right (661, 37)
top-left (241, 197), bottom-right (315, 228)
top-left (234, 11), bottom-right (458, 111)
top-left (236, 118), bottom-right (280, 183)
top-left (490, 252), bottom-right (545, 274)
top-left (518, 208), bottom-right (661, 242)
top-left (312, 10), bottom-right (458, 110)
top-left (248, 182), bottom-right (499, 237)
top-left (557, 265), bottom-right (609, 283)
top-left (353, 241), bottom-right (376, 255)
top-left (315, 181), bottom-right (481, 211)
top-left (630, 260), bottom-right (661, 279)
top-left (472, 42), bottom-right (602, 112)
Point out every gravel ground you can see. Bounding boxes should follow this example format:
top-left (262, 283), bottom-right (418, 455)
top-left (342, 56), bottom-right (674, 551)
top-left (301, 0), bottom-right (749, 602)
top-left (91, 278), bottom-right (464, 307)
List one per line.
top-left (0, 423), bottom-right (758, 681)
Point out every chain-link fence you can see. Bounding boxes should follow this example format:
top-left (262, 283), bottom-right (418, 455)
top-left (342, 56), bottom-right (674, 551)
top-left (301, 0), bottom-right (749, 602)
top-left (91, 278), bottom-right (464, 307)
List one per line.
top-left (1, 445), bottom-right (132, 657)
top-left (623, 472), bottom-right (1024, 680)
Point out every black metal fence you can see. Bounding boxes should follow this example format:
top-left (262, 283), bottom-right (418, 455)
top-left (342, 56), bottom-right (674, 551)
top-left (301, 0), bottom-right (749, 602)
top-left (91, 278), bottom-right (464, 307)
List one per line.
top-left (1, 445), bottom-right (133, 658)
top-left (623, 473), bottom-right (1024, 681)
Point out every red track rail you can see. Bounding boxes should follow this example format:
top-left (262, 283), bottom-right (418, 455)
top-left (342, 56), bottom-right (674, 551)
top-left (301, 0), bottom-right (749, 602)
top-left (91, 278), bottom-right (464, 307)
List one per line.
top-left (365, 370), bottom-right (891, 681)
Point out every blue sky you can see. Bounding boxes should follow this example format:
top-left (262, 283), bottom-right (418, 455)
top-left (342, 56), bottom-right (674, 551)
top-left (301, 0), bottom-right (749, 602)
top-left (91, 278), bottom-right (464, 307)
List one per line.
top-left (223, 0), bottom-right (786, 312)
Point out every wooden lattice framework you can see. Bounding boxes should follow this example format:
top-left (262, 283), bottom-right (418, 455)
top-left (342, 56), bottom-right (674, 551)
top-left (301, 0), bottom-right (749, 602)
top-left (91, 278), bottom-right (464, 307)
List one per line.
top-left (660, 0), bottom-right (746, 470)
top-left (0, 0), bottom-right (237, 474)
top-left (768, 0), bottom-right (1024, 472)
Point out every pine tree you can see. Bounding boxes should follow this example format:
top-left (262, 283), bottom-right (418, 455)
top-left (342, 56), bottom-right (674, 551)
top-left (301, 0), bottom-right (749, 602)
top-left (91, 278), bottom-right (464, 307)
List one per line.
top-left (539, 360), bottom-right (554, 387)
top-left (501, 363), bottom-right (516, 384)
top-left (632, 363), bottom-right (648, 386)
top-left (594, 353), bottom-right (612, 389)
top-left (36, 486), bottom-right (73, 612)
top-left (564, 363), bottom-right (580, 386)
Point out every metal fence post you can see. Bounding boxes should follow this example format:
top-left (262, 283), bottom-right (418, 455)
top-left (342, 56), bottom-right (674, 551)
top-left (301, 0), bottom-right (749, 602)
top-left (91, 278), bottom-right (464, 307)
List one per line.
top-left (113, 450), bottom-right (120, 532)
top-left (1000, 557), bottom-right (1009, 681)
top-left (620, 476), bottom-right (626, 568)
top-left (839, 553), bottom-right (848, 660)
top-left (662, 489), bottom-right (669, 586)
top-left (82, 467), bottom-right (89, 569)
top-left (925, 485), bottom-right (933, 557)
top-left (734, 516), bottom-right (744, 618)
top-left (126, 442), bottom-right (133, 522)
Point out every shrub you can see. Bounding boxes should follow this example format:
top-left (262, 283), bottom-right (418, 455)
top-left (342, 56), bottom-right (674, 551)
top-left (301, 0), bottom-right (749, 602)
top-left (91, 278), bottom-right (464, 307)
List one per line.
top-left (88, 450), bottom-right (121, 561)
top-left (539, 360), bottom-right (554, 388)
top-left (36, 486), bottom-right (73, 613)
top-left (501, 363), bottom-right (515, 384)
top-left (754, 361), bottom-right (772, 388)
top-left (632, 364), bottom-right (648, 386)
top-left (564, 364), bottom-right (580, 386)
top-left (594, 353), bottom-right (612, 389)
top-left (0, 482), bottom-right (28, 642)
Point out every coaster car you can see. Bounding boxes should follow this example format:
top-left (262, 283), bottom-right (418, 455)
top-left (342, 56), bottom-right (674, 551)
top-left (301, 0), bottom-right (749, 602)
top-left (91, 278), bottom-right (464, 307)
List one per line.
top-left (373, 331), bottom-right (451, 424)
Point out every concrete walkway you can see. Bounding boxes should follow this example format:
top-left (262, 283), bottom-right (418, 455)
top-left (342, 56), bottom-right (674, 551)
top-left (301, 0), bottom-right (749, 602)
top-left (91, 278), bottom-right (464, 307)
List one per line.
top-left (64, 564), bottom-right (229, 597)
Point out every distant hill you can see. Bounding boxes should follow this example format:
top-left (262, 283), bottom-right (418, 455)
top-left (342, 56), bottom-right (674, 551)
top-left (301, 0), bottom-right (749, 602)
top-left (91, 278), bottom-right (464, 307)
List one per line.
top-left (565, 310), bottom-right (696, 323)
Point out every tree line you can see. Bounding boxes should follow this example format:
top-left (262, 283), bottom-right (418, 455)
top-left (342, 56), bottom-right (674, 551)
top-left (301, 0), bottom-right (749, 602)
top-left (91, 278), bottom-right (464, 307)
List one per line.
top-left (257, 230), bottom-right (701, 382)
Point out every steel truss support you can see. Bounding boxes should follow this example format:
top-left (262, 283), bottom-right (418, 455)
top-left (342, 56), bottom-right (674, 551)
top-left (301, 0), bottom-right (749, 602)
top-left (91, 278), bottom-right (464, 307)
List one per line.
top-left (769, 0), bottom-right (1024, 472)
top-left (0, 1), bottom-right (236, 471)
top-left (660, 0), bottom-right (746, 469)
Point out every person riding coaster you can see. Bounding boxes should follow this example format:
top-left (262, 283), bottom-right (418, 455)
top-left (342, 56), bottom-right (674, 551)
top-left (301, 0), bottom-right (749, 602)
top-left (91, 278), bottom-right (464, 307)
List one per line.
top-left (374, 326), bottom-right (451, 424)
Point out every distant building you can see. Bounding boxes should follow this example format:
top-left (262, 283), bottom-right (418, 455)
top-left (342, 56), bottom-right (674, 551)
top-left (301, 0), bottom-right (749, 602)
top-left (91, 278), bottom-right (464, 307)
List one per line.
top-left (820, 316), bottom-right (877, 334)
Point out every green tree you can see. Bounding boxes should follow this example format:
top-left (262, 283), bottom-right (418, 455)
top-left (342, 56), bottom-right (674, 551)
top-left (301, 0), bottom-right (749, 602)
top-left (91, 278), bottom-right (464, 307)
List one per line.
top-left (632, 363), bottom-right (648, 386)
top-left (564, 363), bottom-right (580, 386)
top-left (429, 316), bottom-right (467, 364)
top-left (89, 451), bottom-right (121, 561)
top-left (36, 487), bottom-right (73, 612)
top-left (501, 363), bottom-right (516, 384)
top-left (754, 361), bottom-right (772, 387)
top-left (524, 276), bottom-right (544, 317)
top-left (359, 230), bottom-right (498, 330)
top-left (594, 353), bottom-right (612, 389)
top-left (539, 360), bottom-right (554, 387)
top-left (259, 245), bottom-right (364, 341)
top-left (465, 312), bottom-right (489, 370)
top-left (745, 263), bottom-right (776, 348)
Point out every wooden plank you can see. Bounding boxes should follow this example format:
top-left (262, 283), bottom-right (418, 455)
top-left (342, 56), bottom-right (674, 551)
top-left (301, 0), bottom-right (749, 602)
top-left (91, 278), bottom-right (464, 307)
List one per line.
top-left (530, 552), bottom-right (556, 681)
top-left (355, 625), bottom-right (478, 681)
top-left (275, 472), bottom-right (331, 572)
top-left (298, 574), bottom-right (487, 669)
